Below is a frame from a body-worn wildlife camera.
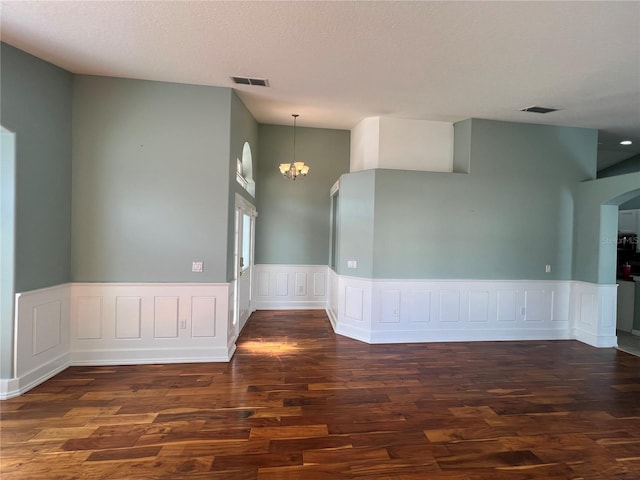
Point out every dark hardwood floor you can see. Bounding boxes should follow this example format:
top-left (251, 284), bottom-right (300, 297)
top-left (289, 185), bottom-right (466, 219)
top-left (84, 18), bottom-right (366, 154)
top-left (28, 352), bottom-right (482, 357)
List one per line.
top-left (1, 309), bottom-right (640, 479)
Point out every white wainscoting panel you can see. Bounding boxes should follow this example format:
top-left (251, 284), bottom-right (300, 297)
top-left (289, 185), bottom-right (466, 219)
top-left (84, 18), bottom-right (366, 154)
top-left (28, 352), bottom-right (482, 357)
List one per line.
top-left (571, 282), bottom-right (618, 347)
top-left (7, 284), bottom-right (71, 400)
top-left (345, 286), bottom-right (364, 321)
top-left (227, 283), bottom-right (239, 356)
top-left (409, 290), bottom-right (430, 323)
top-left (326, 268), bottom-right (339, 329)
top-left (71, 283), bottom-right (232, 365)
top-left (341, 278), bottom-right (575, 344)
top-left (192, 296), bottom-right (216, 338)
top-left (76, 296), bottom-right (102, 339)
top-left (336, 275), bottom-right (373, 342)
top-left (380, 289), bottom-right (401, 323)
top-left (253, 265), bottom-right (328, 310)
top-left (154, 296), bottom-right (179, 339)
top-left (469, 290), bottom-right (489, 323)
top-left (116, 296), bottom-right (141, 339)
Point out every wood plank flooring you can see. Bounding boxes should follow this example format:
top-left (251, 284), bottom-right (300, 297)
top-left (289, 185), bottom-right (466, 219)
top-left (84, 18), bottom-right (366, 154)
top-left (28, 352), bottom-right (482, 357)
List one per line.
top-left (1, 309), bottom-right (640, 479)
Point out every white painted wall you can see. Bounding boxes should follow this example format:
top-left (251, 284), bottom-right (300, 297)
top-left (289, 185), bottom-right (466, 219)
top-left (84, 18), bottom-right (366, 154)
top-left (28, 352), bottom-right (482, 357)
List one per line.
top-left (349, 117), bottom-right (380, 172)
top-left (378, 117), bottom-right (453, 172)
top-left (349, 116), bottom-right (453, 173)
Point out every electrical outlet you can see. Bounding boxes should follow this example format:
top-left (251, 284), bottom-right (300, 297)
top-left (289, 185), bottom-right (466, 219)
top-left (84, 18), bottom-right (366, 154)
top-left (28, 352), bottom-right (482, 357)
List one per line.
top-left (545, 264), bottom-right (551, 273)
top-left (192, 261), bottom-right (203, 273)
top-left (347, 260), bottom-right (357, 269)
top-left (179, 320), bottom-right (187, 329)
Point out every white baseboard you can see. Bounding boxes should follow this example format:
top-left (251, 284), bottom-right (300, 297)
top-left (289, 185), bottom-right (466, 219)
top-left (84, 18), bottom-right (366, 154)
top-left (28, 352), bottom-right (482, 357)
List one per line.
top-left (368, 328), bottom-right (573, 344)
top-left (72, 347), bottom-right (233, 365)
top-left (573, 328), bottom-right (618, 348)
top-left (0, 353), bottom-right (70, 400)
top-left (255, 300), bottom-right (326, 310)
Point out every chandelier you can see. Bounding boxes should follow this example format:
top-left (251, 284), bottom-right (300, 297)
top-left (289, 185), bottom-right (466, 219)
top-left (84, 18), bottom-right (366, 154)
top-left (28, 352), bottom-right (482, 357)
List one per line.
top-left (278, 114), bottom-right (310, 180)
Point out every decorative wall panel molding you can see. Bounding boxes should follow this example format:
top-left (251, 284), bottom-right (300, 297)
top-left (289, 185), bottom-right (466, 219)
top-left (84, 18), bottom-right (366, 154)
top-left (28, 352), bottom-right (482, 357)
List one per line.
top-left (253, 265), bottom-right (328, 310)
top-left (329, 276), bottom-right (603, 345)
top-left (6, 284), bottom-right (71, 400)
top-left (71, 283), bottom-right (232, 365)
top-left (571, 281), bottom-right (618, 347)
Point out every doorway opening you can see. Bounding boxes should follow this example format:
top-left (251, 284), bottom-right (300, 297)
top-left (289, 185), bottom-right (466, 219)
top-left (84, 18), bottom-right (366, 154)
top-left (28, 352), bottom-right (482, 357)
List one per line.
top-left (615, 193), bottom-right (640, 355)
top-left (233, 194), bottom-right (257, 339)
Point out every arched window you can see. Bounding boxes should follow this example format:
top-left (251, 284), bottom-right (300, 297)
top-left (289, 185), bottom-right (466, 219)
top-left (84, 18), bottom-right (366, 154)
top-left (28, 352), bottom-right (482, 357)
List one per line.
top-left (236, 142), bottom-right (255, 197)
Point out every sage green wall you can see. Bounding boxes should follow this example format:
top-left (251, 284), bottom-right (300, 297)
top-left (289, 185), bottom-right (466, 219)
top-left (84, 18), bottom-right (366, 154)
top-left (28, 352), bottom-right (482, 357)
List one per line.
top-left (337, 119), bottom-right (597, 280)
top-left (255, 124), bottom-right (350, 265)
top-left (336, 170), bottom-right (375, 277)
top-left (0, 43), bottom-right (72, 379)
top-left (1, 43), bottom-right (73, 292)
top-left (0, 128), bottom-right (16, 379)
top-left (227, 92), bottom-right (258, 281)
top-left (573, 172), bottom-right (640, 284)
top-left (72, 76), bottom-right (232, 282)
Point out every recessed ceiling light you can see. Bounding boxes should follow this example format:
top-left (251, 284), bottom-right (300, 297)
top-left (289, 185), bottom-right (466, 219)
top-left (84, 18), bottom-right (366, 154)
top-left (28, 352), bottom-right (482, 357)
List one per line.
top-left (620, 140), bottom-right (632, 145)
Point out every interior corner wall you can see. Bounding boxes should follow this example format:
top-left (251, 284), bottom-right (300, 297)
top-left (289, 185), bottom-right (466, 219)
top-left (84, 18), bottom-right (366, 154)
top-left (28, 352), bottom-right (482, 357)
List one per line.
top-left (0, 43), bottom-right (73, 293)
top-left (255, 124), bottom-right (350, 265)
top-left (72, 75), bottom-right (233, 283)
top-left (227, 92), bottom-right (259, 281)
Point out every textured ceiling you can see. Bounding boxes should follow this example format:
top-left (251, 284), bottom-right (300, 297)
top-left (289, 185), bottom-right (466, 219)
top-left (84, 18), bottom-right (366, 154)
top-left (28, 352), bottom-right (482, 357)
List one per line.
top-left (1, 1), bottom-right (639, 170)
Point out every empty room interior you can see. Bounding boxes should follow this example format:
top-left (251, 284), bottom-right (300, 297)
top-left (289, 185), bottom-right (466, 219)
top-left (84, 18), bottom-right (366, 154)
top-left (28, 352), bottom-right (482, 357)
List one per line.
top-left (1, 1), bottom-right (640, 479)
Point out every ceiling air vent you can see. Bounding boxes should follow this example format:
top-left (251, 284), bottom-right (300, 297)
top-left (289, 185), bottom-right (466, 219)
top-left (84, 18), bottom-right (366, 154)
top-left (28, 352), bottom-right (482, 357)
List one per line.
top-left (231, 76), bottom-right (269, 87)
top-left (520, 106), bottom-right (558, 114)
